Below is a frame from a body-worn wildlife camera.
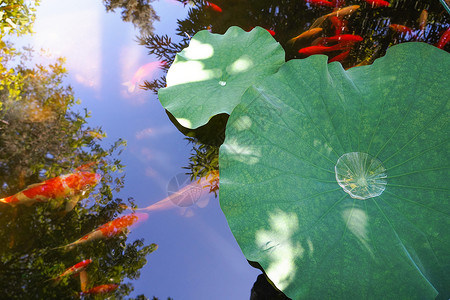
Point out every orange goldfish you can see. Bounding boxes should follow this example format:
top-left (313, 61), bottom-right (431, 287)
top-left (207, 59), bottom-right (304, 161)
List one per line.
top-left (328, 5), bottom-right (360, 18)
top-left (389, 24), bottom-right (413, 34)
top-left (59, 213), bottom-right (148, 251)
top-left (0, 171), bottom-right (100, 209)
top-left (418, 9), bottom-right (428, 32)
top-left (80, 284), bottom-right (118, 295)
top-left (309, 5), bottom-right (360, 29)
top-left (287, 28), bottom-right (323, 45)
top-left (52, 259), bottom-right (92, 284)
top-left (437, 27), bottom-right (450, 49)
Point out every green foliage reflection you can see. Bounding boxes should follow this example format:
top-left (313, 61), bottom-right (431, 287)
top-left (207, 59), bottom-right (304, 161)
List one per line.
top-left (0, 46), bottom-right (156, 299)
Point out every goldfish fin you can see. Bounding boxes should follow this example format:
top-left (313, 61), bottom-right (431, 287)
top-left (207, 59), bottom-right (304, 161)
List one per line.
top-left (80, 270), bottom-right (88, 292)
top-left (65, 195), bottom-right (80, 212)
top-left (26, 182), bottom-right (45, 188)
top-left (309, 15), bottom-right (327, 29)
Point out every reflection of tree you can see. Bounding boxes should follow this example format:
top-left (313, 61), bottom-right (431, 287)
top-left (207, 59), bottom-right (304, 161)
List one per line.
top-left (0, 0), bottom-right (39, 36)
top-left (1, 1), bottom-right (40, 108)
top-left (0, 47), bottom-right (156, 298)
top-left (102, 0), bottom-right (160, 35)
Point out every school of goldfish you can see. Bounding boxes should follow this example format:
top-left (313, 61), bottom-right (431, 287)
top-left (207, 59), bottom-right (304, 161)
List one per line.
top-left (0, 164), bottom-right (154, 295)
top-left (203, 0), bottom-right (449, 66)
top-left (0, 160), bottom-right (219, 295)
top-left (182, 0), bottom-right (450, 68)
top-left (287, 1), bottom-right (448, 65)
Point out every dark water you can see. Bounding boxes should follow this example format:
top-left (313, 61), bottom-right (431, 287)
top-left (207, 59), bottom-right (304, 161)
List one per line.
top-left (0, 0), bottom-right (448, 299)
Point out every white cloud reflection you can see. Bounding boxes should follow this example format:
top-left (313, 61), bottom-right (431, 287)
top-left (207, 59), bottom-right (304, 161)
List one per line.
top-left (31, 0), bottom-right (102, 91)
top-left (135, 126), bottom-right (175, 140)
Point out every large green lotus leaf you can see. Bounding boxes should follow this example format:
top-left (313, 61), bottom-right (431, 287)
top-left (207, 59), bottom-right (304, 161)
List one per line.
top-left (219, 42), bottom-right (450, 299)
top-left (158, 26), bottom-right (285, 129)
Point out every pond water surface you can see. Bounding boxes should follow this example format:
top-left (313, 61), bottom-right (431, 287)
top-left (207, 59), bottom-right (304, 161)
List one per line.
top-left (0, 0), bottom-right (449, 299)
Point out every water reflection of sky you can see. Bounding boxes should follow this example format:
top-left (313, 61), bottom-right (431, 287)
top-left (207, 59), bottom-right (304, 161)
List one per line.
top-left (21, 0), bottom-right (260, 298)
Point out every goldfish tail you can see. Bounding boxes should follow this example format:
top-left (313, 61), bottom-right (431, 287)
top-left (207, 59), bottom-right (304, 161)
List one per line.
top-left (286, 37), bottom-right (297, 45)
top-left (0, 196), bottom-right (14, 206)
top-left (44, 276), bottom-right (61, 286)
top-left (49, 243), bottom-right (74, 252)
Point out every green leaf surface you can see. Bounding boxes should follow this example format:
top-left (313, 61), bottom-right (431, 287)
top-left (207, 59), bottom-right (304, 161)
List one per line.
top-left (219, 42), bottom-right (450, 299)
top-left (158, 26), bottom-right (285, 129)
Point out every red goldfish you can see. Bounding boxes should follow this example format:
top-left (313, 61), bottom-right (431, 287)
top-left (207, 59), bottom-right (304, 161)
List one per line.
top-left (310, 34), bottom-right (361, 47)
top-left (0, 171), bottom-right (100, 209)
top-left (305, 0), bottom-right (334, 7)
top-left (247, 27), bottom-right (276, 36)
top-left (299, 43), bottom-right (350, 56)
top-left (52, 259), bottom-right (92, 284)
top-left (206, 2), bottom-right (222, 12)
top-left (80, 284), bottom-right (119, 295)
top-left (266, 29), bottom-right (276, 36)
top-left (330, 16), bottom-right (347, 35)
top-left (59, 213), bottom-right (148, 251)
top-left (322, 34), bottom-right (363, 43)
top-left (287, 28), bottom-right (323, 45)
top-left (364, 0), bottom-right (390, 7)
top-left (389, 24), bottom-right (413, 34)
top-left (437, 27), bottom-right (450, 49)
top-left (329, 50), bottom-right (350, 62)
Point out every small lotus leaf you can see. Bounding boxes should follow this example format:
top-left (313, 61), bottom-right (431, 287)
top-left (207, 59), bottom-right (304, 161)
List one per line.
top-left (219, 42), bottom-right (450, 299)
top-left (158, 26), bottom-right (285, 129)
